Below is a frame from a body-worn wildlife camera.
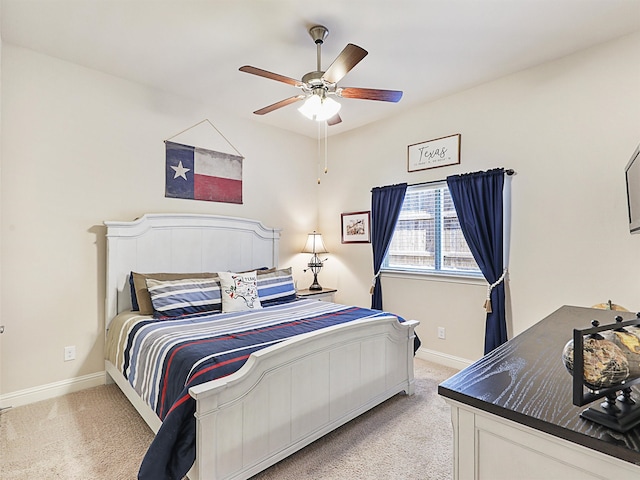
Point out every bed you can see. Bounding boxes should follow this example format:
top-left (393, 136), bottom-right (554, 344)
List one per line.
top-left (104, 213), bottom-right (419, 480)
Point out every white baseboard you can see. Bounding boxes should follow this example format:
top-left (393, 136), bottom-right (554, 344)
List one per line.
top-left (415, 347), bottom-right (474, 371)
top-left (0, 350), bottom-right (472, 409)
top-left (0, 371), bottom-right (106, 409)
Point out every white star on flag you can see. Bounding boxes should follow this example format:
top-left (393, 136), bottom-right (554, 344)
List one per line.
top-left (171, 161), bottom-right (190, 180)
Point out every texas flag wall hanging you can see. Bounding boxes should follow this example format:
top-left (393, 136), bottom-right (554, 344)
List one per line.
top-left (165, 140), bottom-right (243, 204)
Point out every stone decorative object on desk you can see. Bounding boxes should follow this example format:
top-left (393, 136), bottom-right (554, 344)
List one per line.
top-left (562, 334), bottom-right (630, 389)
top-left (564, 314), bottom-right (640, 433)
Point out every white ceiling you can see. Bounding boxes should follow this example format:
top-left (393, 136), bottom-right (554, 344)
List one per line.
top-left (2, 0), bottom-right (639, 138)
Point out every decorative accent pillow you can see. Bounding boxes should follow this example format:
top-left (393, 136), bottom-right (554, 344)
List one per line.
top-left (257, 267), bottom-right (297, 306)
top-left (145, 277), bottom-right (222, 318)
top-left (218, 271), bottom-right (262, 313)
top-left (130, 271), bottom-right (218, 314)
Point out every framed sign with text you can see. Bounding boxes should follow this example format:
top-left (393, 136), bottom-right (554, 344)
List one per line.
top-left (407, 134), bottom-right (461, 172)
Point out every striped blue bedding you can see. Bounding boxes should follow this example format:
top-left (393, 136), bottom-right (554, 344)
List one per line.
top-left (109, 298), bottom-right (404, 480)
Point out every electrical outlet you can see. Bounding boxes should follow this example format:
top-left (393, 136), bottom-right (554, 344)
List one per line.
top-left (437, 327), bottom-right (446, 340)
top-left (64, 346), bottom-right (76, 361)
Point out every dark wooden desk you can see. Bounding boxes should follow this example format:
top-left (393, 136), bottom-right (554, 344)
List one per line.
top-left (438, 305), bottom-right (640, 478)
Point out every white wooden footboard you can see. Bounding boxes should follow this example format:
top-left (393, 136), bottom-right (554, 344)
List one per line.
top-left (188, 316), bottom-right (418, 480)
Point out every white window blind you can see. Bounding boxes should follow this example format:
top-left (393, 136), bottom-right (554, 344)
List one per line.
top-left (382, 183), bottom-right (481, 276)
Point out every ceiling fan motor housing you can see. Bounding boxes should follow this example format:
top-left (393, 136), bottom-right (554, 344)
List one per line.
top-left (302, 71), bottom-right (326, 87)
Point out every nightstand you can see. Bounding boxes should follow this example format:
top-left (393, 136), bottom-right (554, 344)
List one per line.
top-left (296, 287), bottom-right (337, 302)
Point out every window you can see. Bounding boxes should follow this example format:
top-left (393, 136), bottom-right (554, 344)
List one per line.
top-left (382, 183), bottom-right (482, 276)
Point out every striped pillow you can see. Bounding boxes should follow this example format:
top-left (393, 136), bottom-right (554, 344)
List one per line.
top-left (145, 277), bottom-right (222, 318)
top-left (257, 267), bottom-right (297, 307)
top-left (130, 271), bottom-right (218, 315)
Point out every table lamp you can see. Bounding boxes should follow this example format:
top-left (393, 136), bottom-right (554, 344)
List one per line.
top-left (302, 232), bottom-right (328, 290)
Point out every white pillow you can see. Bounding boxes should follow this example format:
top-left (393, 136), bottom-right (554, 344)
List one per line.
top-left (218, 270), bottom-right (262, 313)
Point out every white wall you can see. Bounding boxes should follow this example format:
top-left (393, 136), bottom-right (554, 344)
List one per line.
top-left (319, 32), bottom-right (640, 363)
top-left (2, 31), bottom-right (639, 403)
top-left (0, 44), bottom-right (316, 400)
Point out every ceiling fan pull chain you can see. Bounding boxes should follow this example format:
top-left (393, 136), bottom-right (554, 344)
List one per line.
top-left (324, 121), bottom-right (329, 175)
top-left (317, 121), bottom-right (322, 184)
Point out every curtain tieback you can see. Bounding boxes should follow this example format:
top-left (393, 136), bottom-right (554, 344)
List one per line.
top-left (370, 271), bottom-right (381, 294)
top-left (483, 268), bottom-right (508, 313)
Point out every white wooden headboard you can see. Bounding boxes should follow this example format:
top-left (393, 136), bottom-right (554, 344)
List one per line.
top-left (104, 213), bottom-right (281, 328)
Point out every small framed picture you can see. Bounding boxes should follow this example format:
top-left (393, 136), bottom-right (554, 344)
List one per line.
top-left (341, 211), bottom-right (371, 244)
top-left (408, 133), bottom-right (461, 172)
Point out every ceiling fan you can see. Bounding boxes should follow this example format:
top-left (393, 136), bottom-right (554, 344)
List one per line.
top-left (239, 25), bottom-right (403, 126)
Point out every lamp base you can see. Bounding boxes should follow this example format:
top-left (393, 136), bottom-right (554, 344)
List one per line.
top-left (309, 273), bottom-right (322, 291)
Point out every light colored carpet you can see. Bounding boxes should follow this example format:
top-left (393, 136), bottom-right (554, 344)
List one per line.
top-left (0, 359), bottom-right (457, 480)
top-left (1, 379), bottom-right (155, 479)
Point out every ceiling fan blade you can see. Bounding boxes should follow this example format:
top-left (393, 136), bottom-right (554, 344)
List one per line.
top-left (338, 87), bottom-right (403, 102)
top-left (326, 113), bottom-right (342, 126)
top-left (322, 44), bottom-right (368, 84)
top-left (253, 95), bottom-right (305, 115)
top-left (239, 66), bottom-right (303, 87)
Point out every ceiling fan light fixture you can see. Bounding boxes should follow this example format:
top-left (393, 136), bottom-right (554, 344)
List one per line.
top-left (298, 94), bottom-right (341, 122)
top-left (240, 24), bottom-right (401, 125)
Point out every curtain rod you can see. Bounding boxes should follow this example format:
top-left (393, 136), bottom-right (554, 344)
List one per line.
top-left (407, 168), bottom-right (515, 188)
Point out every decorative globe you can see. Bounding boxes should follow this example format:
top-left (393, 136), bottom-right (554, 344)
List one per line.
top-left (605, 330), bottom-right (640, 377)
top-left (562, 337), bottom-right (630, 389)
top-left (628, 325), bottom-right (640, 340)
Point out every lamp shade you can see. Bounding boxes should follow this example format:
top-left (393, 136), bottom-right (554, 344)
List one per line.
top-left (298, 95), bottom-right (341, 122)
top-left (302, 232), bottom-right (328, 254)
